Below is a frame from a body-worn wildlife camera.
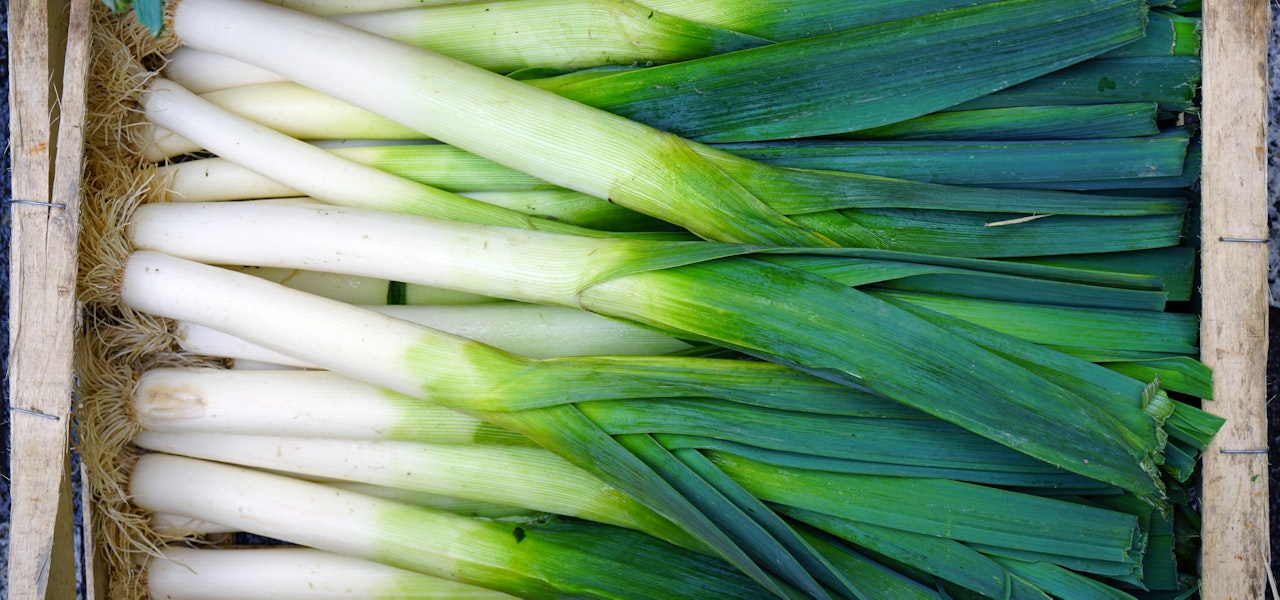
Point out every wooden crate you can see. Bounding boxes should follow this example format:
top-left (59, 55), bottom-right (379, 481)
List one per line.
top-left (5, 1), bottom-right (1272, 597)
top-left (7, 0), bottom-right (93, 598)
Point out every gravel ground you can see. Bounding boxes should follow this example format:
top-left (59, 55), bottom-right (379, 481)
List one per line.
top-left (1269, 0), bottom-right (1280, 307)
top-left (1, 5), bottom-right (1279, 599)
top-left (1266, 0), bottom-right (1280, 595)
top-left (2, 2), bottom-right (15, 596)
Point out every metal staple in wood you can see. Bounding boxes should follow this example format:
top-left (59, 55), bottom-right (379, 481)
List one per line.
top-left (8, 407), bottom-right (61, 421)
top-left (3, 199), bottom-right (67, 209)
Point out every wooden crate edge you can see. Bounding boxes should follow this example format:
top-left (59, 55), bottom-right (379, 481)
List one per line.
top-left (1198, 0), bottom-right (1274, 598)
top-left (6, 0), bottom-right (94, 598)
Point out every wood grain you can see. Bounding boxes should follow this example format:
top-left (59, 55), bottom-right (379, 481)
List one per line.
top-left (6, 0), bottom-right (92, 597)
top-left (1199, 0), bottom-right (1273, 598)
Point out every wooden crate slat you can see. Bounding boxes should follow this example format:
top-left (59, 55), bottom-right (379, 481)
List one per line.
top-left (1199, 0), bottom-right (1273, 597)
top-left (6, 0), bottom-right (93, 598)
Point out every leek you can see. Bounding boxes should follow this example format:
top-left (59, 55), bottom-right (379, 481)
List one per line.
top-left (871, 290), bottom-right (1199, 360)
top-left (122, 253), bottom-right (886, 595)
top-left (119, 247), bottom-right (1177, 595)
top-left (130, 367), bottom-right (921, 437)
top-left (1006, 244), bottom-right (1198, 302)
top-left (156, 130), bottom-right (1191, 204)
top-left (1105, 358), bottom-right (1214, 399)
top-left (635, 0), bottom-right (998, 41)
top-left (139, 79), bottom-right (1188, 257)
top-left (131, 408), bottom-right (1155, 596)
top-left (835, 102), bottom-right (1162, 141)
top-left (181, 259), bottom-right (1204, 365)
top-left (991, 557), bottom-right (1143, 598)
top-left (159, 0), bottom-right (830, 246)
top-left (144, 87), bottom-right (1164, 155)
top-left (133, 366), bottom-right (1132, 594)
top-left (150, 513), bottom-right (240, 536)
top-left (135, 431), bottom-right (700, 549)
top-left (161, 0), bottom-right (770, 91)
top-left (189, 302), bottom-right (695, 361)
top-left (124, 200), bottom-right (1213, 434)
top-left (720, 130), bottom-right (1193, 188)
top-left (787, 531), bottom-right (942, 600)
top-left (159, 0), bottom-right (770, 89)
top-left (161, 46), bottom-right (281, 93)
top-left (144, 546), bottom-right (518, 599)
top-left (1099, 11), bottom-right (1201, 58)
top-left (328, 483), bottom-right (541, 521)
top-left (180, 280), bottom-right (1201, 367)
top-left (331, 0), bottom-right (770, 73)
top-left (711, 452), bottom-right (1145, 575)
top-left (209, 0), bottom-right (987, 41)
top-left (173, 315), bottom-right (692, 369)
top-left (141, 82), bottom-right (429, 159)
top-left (132, 367), bottom-right (533, 444)
top-left (86, 0), bottom-right (1209, 595)
top-left (143, 94), bottom-right (1163, 161)
top-left (157, 156), bottom-right (309, 201)
top-left (130, 454), bottom-right (778, 599)
top-left (455, 190), bottom-right (676, 232)
top-left (159, 0), bottom-right (1148, 142)
top-left (149, 488), bottom-right (538, 535)
top-left (139, 79), bottom-right (657, 238)
top-left (776, 507), bottom-right (1053, 600)
top-left (156, 0), bottom-right (1149, 247)
top-left (951, 57), bottom-right (1203, 113)
top-left (175, 320), bottom-right (317, 367)
top-left (264, 0), bottom-right (460, 14)
top-left (1013, 142), bottom-right (1200, 193)
top-left (537, 0), bottom-right (1149, 141)
top-left (121, 213), bottom-right (1174, 497)
top-left (153, 148), bottom-right (550, 200)
top-left (132, 367), bottom-right (1105, 489)
top-left (232, 266), bottom-right (497, 305)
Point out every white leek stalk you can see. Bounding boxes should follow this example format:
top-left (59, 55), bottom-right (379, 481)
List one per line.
top-left (142, 81), bottom-right (424, 160)
top-left (175, 322), bottom-right (310, 366)
top-left (158, 159), bottom-right (300, 201)
top-left (151, 513), bottom-right (238, 536)
top-left (127, 201), bottom-right (660, 308)
top-left (176, 302), bottom-right (692, 366)
top-left (161, 46), bottom-right (281, 94)
top-left (328, 483), bottom-right (538, 520)
top-left (146, 546), bottom-right (516, 599)
top-left (266, 0), bottom-right (458, 15)
top-left (122, 251), bottom-right (472, 399)
top-left (156, 150), bottom-right (546, 202)
top-left (151, 487), bottom-right (540, 535)
top-left (226, 359), bottom-right (298, 371)
top-left (140, 78), bottom-right (594, 236)
top-left (135, 431), bottom-right (691, 546)
top-left (132, 368), bottom-right (527, 444)
top-left (151, 484), bottom-right (525, 523)
top-left (233, 266), bottom-right (497, 306)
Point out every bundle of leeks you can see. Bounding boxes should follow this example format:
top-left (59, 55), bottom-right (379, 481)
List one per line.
top-left (85, 0), bottom-right (1210, 598)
